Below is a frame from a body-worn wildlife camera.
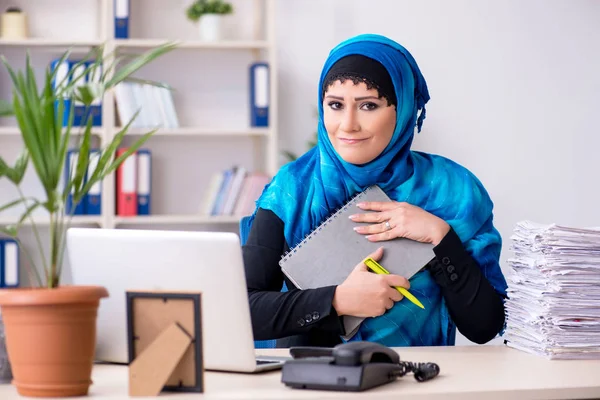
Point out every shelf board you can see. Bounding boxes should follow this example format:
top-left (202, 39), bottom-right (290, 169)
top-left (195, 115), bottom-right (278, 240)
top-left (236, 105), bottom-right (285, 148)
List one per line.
top-left (122, 127), bottom-right (269, 137)
top-left (0, 215), bottom-right (102, 226)
top-left (0, 126), bottom-right (104, 136)
top-left (114, 215), bottom-right (241, 225)
top-left (0, 38), bottom-right (269, 50)
top-left (114, 39), bottom-right (269, 50)
top-left (0, 38), bottom-right (103, 48)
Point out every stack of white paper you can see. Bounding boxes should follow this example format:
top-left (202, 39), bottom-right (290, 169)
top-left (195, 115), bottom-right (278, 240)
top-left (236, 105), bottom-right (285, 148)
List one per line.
top-left (504, 220), bottom-right (600, 359)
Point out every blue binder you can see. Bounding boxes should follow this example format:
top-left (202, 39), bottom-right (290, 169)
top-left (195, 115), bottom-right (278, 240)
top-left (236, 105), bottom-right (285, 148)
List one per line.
top-left (50, 59), bottom-right (72, 127)
top-left (71, 61), bottom-right (88, 127)
top-left (65, 149), bottom-right (87, 215)
top-left (136, 149), bottom-right (152, 215)
top-left (249, 62), bottom-right (269, 127)
top-left (0, 240), bottom-right (3, 288)
top-left (86, 61), bottom-right (103, 126)
top-left (85, 149), bottom-right (102, 215)
top-left (0, 238), bottom-right (19, 288)
top-left (114, 0), bottom-right (130, 39)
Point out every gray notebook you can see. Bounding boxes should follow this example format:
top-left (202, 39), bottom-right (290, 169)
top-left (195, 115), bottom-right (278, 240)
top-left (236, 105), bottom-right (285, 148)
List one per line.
top-left (279, 185), bottom-right (435, 340)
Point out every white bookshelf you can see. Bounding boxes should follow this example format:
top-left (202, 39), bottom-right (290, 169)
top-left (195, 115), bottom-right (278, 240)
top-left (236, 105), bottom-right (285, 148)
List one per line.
top-left (113, 215), bottom-right (240, 226)
top-left (124, 127), bottom-right (270, 137)
top-left (0, 215), bottom-right (103, 226)
top-left (0, 127), bottom-right (105, 137)
top-left (0, 38), bottom-right (104, 47)
top-left (0, 0), bottom-right (278, 233)
top-left (114, 39), bottom-right (269, 50)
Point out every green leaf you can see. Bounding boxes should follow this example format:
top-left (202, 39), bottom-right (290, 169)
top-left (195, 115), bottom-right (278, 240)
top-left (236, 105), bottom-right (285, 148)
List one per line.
top-left (0, 99), bottom-right (13, 116)
top-left (1, 54), bottom-right (20, 88)
top-left (58, 49), bottom-right (98, 99)
top-left (103, 128), bottom-right (156, 176)
top-left (71, 118), bottom-right (93, 204)
top-left (0, 156), bottom-right (7, 177)
top-left (105, 42), bottom-right (178, 89)
top-left (88, 110), bottom-right (139, 187)
top-left (48, 50), bottom-right (72, 90)
top-left (3, 149), bottom-right (29, 185)
top-left (13, 89), bottom-right (51, 193)
top-left (17, 201), bottom-right (41, 225)
top-left (0, 226), bottom-right (18, 237)
top-left (0, 198), bottom-right (30, 213)
top-left (281, 150), bottom-right (298, 162)
top-left (82, 118), bottom-right (156, 196)
top-left (42, 67), bottom-right (60, 180)
top-left (74, 84), bottom-right (103, 106)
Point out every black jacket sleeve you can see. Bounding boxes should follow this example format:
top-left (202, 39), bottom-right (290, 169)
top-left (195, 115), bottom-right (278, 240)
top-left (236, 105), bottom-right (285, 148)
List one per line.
top-left (428, 227), bottom-right (506, 344)
top-left (243, 208), bottom-right (345, 341)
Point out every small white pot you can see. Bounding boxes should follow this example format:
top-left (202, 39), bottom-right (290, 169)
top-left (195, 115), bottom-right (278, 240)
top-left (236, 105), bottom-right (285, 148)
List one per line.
top-left (198, 14), bottom-right (222, 41)
top-left (0, 12), bottom-right (28, 39)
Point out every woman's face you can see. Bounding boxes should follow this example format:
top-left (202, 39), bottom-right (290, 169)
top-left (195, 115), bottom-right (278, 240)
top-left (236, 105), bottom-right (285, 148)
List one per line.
top-left (323, 80), bottom-right (396, 165)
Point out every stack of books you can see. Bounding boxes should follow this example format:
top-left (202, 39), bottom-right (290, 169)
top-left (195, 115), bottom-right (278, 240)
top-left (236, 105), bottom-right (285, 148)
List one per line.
top-left (504, 220), bottom-right (600, 359)
top-left (114, 82), bottom-right (179, 129)
top-left (200, 167), bottom-right (270, 217)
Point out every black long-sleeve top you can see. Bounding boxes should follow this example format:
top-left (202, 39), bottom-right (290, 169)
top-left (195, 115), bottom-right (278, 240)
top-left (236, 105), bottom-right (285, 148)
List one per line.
top-left (243, 208), bottom-right (506, 347)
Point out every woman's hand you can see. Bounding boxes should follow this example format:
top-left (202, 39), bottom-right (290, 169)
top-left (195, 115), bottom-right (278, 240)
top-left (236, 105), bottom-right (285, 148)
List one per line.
top-left (332, 247), bottom-right (408, 317)
top-left (350, 201), bottom-right (450, 246)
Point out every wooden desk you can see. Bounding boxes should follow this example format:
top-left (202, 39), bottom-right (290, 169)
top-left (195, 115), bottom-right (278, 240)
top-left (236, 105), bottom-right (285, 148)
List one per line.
top-left (1, 346), bottom-right (599, 399)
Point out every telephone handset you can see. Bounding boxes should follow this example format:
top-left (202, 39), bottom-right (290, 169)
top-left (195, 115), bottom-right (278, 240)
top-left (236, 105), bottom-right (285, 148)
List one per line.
top-left (282, 341), bottom-right (440, 392)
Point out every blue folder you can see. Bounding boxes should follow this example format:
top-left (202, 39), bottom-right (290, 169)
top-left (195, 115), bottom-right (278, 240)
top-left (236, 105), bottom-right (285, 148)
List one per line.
top-left (0, 238), bottom-right (19, 288)
top-left (114, 0), bottom-right (130, 39)
top-left (136, 149), bottom-right (152, 215)
top-left (249, 63), bottom-right (269, 127)
top-left (50, 59), bottom-right (72, 127)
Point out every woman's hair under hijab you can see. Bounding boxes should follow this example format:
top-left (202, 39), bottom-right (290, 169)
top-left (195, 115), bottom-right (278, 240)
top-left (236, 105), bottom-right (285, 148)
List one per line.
top-left (321, 54), bottom-right (397, 108)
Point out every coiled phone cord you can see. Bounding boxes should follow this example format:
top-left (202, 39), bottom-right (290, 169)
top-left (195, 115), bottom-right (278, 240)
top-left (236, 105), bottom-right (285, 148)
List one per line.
top-left (392, 361), bottom-right (440, 382)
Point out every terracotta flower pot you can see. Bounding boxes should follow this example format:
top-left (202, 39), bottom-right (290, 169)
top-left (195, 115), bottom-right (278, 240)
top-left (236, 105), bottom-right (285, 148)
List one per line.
top-left (0, 286), bottom-right (108, 397)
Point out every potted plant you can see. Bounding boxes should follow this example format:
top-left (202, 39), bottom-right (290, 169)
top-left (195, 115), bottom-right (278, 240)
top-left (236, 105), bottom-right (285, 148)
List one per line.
top-left (0, 42), bottom-right (176, 397)
top-left (186, 0), bottom-right (233, 41)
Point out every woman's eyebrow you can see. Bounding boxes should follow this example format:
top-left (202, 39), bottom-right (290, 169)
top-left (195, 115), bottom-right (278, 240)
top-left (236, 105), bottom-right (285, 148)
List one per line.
top-left (324, 95), bottom-right (380, 101)
top-left (354, 96), bottom-right (380, 101)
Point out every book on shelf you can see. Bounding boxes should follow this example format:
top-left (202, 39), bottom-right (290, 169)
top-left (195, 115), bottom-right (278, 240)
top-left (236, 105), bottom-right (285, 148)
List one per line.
top-left (114, 82), bottom-right (179, 130)
top-left (115, 148), bottom-right (152, 217)
top-left (201, 166), bottom-right (270, 217)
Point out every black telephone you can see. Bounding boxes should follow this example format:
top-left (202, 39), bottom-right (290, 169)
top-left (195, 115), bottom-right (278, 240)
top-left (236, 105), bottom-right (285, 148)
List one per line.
top-left (281, 341), bottom-right (440, 392)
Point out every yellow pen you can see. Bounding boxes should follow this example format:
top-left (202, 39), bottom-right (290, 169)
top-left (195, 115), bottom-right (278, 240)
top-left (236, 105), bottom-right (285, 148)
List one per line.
top-left (363, 257), bottom-right (425, 310)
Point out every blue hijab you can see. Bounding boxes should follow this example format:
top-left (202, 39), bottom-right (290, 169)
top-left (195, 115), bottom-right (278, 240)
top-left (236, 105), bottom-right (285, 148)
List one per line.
top-left (254, 34), bottom-right (507, 346)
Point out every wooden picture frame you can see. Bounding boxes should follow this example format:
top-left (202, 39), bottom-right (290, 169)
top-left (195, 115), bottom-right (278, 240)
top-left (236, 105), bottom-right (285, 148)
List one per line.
top-left (126, 291), bottom-right (203, 396)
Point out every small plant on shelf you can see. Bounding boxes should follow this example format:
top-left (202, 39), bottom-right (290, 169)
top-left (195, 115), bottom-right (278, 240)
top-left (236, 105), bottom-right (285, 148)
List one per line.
top-left (186, 0), bottom-right (233, 22)
top-left (186, 0), bottom-right (234, 41)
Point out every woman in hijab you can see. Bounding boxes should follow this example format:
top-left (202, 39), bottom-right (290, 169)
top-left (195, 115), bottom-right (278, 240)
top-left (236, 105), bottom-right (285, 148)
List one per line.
top-left (243, 34), bottom-right (507, 348)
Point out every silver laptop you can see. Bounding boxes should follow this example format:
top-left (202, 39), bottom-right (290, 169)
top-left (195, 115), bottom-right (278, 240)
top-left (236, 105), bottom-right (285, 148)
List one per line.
top-left (66, 228), bottom-right (286, 373)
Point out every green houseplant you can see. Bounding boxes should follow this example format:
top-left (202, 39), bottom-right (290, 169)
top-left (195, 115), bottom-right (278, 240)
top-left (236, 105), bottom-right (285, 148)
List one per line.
top-left (186, 0), bottom-right (233, 41)
top-left (0, 42), bottom-right (176, 397)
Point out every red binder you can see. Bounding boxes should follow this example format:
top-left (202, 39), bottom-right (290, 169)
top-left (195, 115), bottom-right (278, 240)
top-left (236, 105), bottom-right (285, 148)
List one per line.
top-left (116, 148), bottom-right (137, 216)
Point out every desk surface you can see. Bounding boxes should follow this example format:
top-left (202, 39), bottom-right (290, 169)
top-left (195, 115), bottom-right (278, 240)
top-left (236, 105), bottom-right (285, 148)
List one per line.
top-left (1, 345), bottom-right (599, 399)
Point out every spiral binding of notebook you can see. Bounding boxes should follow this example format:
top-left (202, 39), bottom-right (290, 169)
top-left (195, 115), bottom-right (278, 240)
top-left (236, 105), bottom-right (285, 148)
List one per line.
top-left (280, 186), bottom-right (376, 264)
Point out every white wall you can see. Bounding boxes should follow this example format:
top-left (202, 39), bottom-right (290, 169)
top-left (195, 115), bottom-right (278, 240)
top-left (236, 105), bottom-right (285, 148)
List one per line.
top-left (275, 0), bottom-right (600, 344)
